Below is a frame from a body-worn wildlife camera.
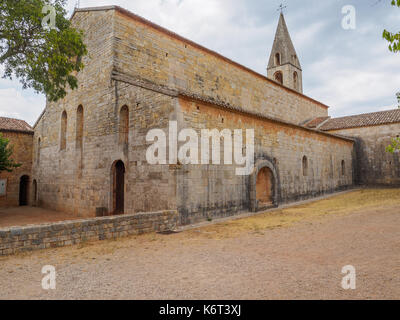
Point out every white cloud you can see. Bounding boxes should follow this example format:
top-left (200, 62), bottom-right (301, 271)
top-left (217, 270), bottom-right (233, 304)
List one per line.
top-left (0, 0), bottom-right (398, 124)
top-left (307, 42), bottom-right (400, 117)
top-left (0, 88), bottom-right (45, 126)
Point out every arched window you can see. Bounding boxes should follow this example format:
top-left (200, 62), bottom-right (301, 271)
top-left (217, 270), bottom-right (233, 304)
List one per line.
top-left (341, 160), bottom-right (346, 176)
top-left (302, 156), bottom-right (308, 177)
top-left (274, 71), bottom-right (283, 85)
top-left (37, 138), bottom-right (41, 165)
top-left (293, 72), bottom-right (298, 90)
top-left (60, 111), bottom-right (67, 150)
top-left (76, 105), bottom-right (84, 149)
top-left (119, 105), bottom-right (129, 144)
top-left (32, 179), bottom-right (38, 206)
top-left (275, 53), bottom-right (281, 66)
top-left (112, 160), bottom-right (125, 214)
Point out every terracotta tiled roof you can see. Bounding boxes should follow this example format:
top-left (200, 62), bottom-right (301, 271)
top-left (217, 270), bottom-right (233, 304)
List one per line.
top-left (304, 116), bottom-right (330, 129)
top-left (319, 109), bottom-right (400, 131)
top-left (0, 117), bottom-right (33, 133)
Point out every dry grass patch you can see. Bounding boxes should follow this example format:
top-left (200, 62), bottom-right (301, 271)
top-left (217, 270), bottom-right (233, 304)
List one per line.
top-left (186, 189), bottom-right (400, 239)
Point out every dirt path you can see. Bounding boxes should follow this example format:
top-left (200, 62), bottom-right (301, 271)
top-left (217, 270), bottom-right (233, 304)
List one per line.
top-left (0, 193), bottom-right (399, 300)
top-left (0, 207), bottom-right (80, 228)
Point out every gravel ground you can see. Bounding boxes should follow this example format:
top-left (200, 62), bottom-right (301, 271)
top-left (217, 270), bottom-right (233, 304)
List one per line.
top-left (0, 204), bottom-right (399, 300)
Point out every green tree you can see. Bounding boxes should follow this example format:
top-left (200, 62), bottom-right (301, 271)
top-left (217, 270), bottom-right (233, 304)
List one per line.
top-left (0, 0), bottom-right (87, 102)
top-left (386, 137), bottom-right (400, 154)
top-left (383, 0), bottom-right (400, 52)
top-left (397, 92), bottom-right (400, 108)
top-left (0, 133), bottom-right (21, 172)
top-left (383, 1), bottom-right (400, 153)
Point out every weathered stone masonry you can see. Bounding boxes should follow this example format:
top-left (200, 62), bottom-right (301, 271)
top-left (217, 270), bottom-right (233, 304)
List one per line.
top-left (32, 6), bottom-right (354, 225)
top-left (0, 127), bottom-right (33, 208)
top-left (327, 123), bottom-right (400, 186)
top-left (177, 98), bottom-right (353, 224)
top-left (0, 210), bottom-right (178, 256)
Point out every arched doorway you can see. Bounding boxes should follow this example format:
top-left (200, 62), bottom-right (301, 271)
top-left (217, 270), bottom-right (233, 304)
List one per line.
top-left (19, 175), bottom-right (30, 206)
top-left (250, 160), bottom-right (279, 212)
top-left (256, 167), bottom-right (273, 206)
top-left (32, 179), bottom-right (38, 206)
top-left (112, 160), bottom-right (125, 215)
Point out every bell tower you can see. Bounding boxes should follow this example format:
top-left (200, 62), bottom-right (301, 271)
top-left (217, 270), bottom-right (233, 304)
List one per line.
top-left (267, 12), bottom-right (303, 93)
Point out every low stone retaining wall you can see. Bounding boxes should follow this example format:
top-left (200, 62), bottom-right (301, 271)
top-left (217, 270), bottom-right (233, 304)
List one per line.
top-left (0, 210), bottom-right (178, 256)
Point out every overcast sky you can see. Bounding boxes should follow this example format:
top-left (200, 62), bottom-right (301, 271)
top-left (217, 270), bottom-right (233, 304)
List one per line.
top-left (0, 0), bottom-right (399, 125)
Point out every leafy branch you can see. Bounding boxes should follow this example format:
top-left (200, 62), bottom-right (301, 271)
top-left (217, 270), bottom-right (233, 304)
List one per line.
top-left (0, 0), bottom-right (87, 102)
top-left (386, 137), bottom-right (400, 153)
top-left (383, 0), bottom-right (400, 52)
top-left (0, 133), bottom-right (21, 173)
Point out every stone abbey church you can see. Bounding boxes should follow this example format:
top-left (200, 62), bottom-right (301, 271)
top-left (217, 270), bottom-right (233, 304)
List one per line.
top-left (1, 6), bottom-right (399, 225)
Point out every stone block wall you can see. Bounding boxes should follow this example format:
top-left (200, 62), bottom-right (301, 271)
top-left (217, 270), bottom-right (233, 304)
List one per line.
top-left (33, 9), bottom-right (117, 216)
top-left (112, 8), bottom-right (328, 125)
top-left (33, 78), bottom-right (178, 217)
top-left (0, 131), bottom-right (33, 207)
top-left (328, 123), bottom-right (400, 186)
top-left (176, 98), bottom-right (354, 224)
top-left (0, 210), bottom-right (178, 256)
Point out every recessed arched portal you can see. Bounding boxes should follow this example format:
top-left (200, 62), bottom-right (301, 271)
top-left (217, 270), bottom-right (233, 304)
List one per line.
top-left (19, 175), bottom-right (30, 206)
top-left (112, 160), bottom-right (125, 215)
top-left (250, 160), bottom-right (279, 212)
top-left (256, 167), bottom-right (273, 206)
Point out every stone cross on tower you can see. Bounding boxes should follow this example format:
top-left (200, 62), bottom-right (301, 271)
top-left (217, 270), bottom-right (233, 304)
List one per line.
top-left (277, 3), bottom-right (287, 13)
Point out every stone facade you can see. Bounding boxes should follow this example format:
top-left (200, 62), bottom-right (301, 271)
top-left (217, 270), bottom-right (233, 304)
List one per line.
top-left (177, 98), bottom-right (353, 224)
top-left (31, 7), bottom-right (354, 225)
top-left (327, 123), bottom-right (400, 186)
top-left (112, 8), bottom-right (326, 125)
top-left (0, 130), bottom-right (33, 207)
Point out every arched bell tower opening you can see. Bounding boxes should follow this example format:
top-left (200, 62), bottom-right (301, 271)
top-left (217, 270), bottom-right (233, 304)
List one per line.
top-left (275, 53), bottom-right (281, 66)
top-left (274, 71), bottom-right (283, 85)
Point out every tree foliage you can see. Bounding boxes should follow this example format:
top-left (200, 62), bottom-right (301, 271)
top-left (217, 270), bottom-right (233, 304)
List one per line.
top-left (396, 92), bottom-right (400, 108)
top-left (386, 137), bottom-right (400, 153)
top-left (0, 0), bottom-right (87, 102)
top-left (0, 133), bottom-right (21, 172)
top-left (383, 1), bottom-right (400, 153)
top-left (383, 0), bottom-right (400, 52)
